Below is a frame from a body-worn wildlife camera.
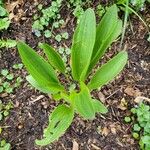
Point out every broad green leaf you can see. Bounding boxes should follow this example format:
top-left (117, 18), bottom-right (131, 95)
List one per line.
top-left (73, 82), bottom-right (95, 119)
top-left (39, 43), bottom-right (66, 74)
top-left (71, 8), bottom-right (96, 81)
top-left (87, 5), bottom-right (122, 75)
top-left (92, 99), bottom-right (108, 114)
top-left (35, 104), bottom-right (74, 146)
top-left (17, 42), bottom-right (64, 93)
top-left (88, 51), bottom-right (128, 90)
top-left (26, 75), bottom-right (52, 94)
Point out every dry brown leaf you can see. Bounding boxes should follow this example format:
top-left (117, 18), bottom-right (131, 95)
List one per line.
top-left (124, 87), bottom-right (142, 97)
top-left (72, 140), bottom-right (79, 150)
top-left (134, 96), bottom-right (150, 103)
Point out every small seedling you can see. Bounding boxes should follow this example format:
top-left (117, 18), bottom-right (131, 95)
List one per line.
top-left (1, 69), bottom-right (8, 76)
top-left (6, 74), bottom-right (14, 80)
top-left (126, 102), bottom-right (150, 149)
top-left (61, 32), bottom-right (69, 39)
top-left (96, 4), bottom-right (106, 17)
top-left (44, 30), bottom-right (52, 38)
top-left (32, 1), bottom-right (63, 38)
top-left (55, 34), bottom-right (62, 42)
top-left (12, 63), bottom-right (23, 70)
top-left (0, 139), bottom-right (11, 150)
top-left (0, 39), bottom-right (17, 48)
top-left (0, 65), bottom-right (23, 94)
top-left (124, 116), bottom-right (131, 122)
top-left (133, 132), bottom-right (139, 139)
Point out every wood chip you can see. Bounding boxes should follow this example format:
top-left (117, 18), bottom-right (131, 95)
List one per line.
top-left (30, 95), bottom-right (44, 103)
top-left (72, 140), bottom-right (79, 150)
top-left (124, 87), bottom-right (141, 97)
top-left (98, 92), bottom-right (105, 103)
top-left (91, 144), bottom-right (101, 150)
top-left (101, 127), bottom-right (110, 136)
top-left (134, 96), bottom-right (150, 103)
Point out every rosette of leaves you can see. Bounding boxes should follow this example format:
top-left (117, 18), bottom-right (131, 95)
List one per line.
top-left (17, 5), bottom-right (128, 146)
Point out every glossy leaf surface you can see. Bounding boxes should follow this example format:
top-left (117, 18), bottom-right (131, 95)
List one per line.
top-left (17, 42), bottom-right (64, 93)
top-left (71, 8), bottom-right (96, 81)
top-left (87, 5), bottom-right (122, 75)
top-left (88, 51), bottom-right (128, 90)
top-left (36, 104), bottom-right (74, 146)
top-left (39, 43), bottom-right (66, 74)
top-left (26, 75), bottom-right (52, 94)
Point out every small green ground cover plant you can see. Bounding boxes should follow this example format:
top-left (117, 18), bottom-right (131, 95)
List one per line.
top-left (0, 100), bottom-right (13, 131)
top-left (32, 0), bottom-right (63, 37)
top-left (125, 102), bottom-right (150, 150)
top-left (0, 0), bottom-right (16, 48)
top-left (17, 5), bottom-right (128, 146)
top-left (0, 139), bottom-right (11, 150)
top-left (0, 100), bottom-right (13, 150)
top-left (0, 64), bottom-right (23, 94)
top-left (0, 0), bottom-right (10, 30)
top-left (32, 0), bottom-right (90, 38)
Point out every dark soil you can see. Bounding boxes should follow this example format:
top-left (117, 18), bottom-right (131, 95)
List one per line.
top-left (0, 0), bottom-right (150, 150)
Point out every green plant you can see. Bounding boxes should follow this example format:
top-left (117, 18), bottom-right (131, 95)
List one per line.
top-left (96, 4), bottom-right (106, 17)
top-left (0, 1), bottom-right (10, 30)
top-left (0, 1), bottom-right (16, 49)
top-left (0, 39), bottom-right (17, 48)
top-left (129, 103), bottom-right (150, 150)
top-left (129, 0), bottom-right (150, 10)
top-left (124, 116), bottom-right (131, 122)
top-left (17, 5), bottom-right (128, 146)
top-left (32, 0), bottom-right (63, 37)
top-left (0, 99), bottom-right (13, 139)
top-left (69, 0), bottom-right (90, 22)
top-left (0, 100), bottom-right (13, 121)
top-left (117, 0), bottom-right (149, 29)
top-left (0, 139), bottom-right (11, 150)
top-left (0, 65), bottom-right (23, 94)
top-left (117, 0), bottom-right (150, 10)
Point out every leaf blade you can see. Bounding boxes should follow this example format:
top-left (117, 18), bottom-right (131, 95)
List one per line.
top-left (92, 99), bottom-right (108, 114)
top-left (39, 43), bottom-right (66, 74)
top-left (71, 8), bottom-right (96, 81)
top-left (35, 104), bottom-right (74, 146)
top-left (88, 51), bottom-right (128, 90)
top-left (73, 82), bottom-right (95, 119)
top-left (17, 41), bottom-right (64, 93)
top-left (87, 5), bottom-right (122, 75)
top-left (26, 75), bottom-right (52, 94)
